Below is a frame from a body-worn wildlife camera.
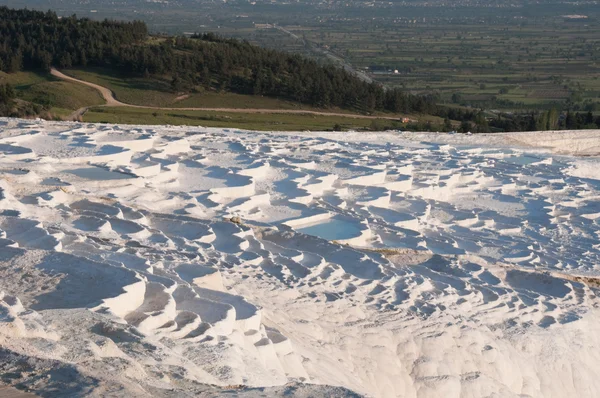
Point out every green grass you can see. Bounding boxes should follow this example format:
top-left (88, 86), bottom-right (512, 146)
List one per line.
top-left (83, 106), bottom-right (407, 131)
top-left (65, 67), bottom-right (179, 107)
top-left (64, 67), bottom-right (359, 114)
top-left (0, 70), bottom-right (51, 88)
top-left (173, 91), bottom-right (315, 110)
top-left (19, 81), bottom-right (104, 110)
top-left (2, 68), bottom-right (420, 130)
top-left (0, 70), bottom-right (104, 115)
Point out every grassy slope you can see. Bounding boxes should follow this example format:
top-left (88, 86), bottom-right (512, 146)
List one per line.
top-left (83, 106), bottom-right (406, 131)
top-left (64, 67), bottom-right (361, 113)
top-left (64, 67), bottom-right (441, 130)
top-left (0, 71), bottom-right (105, 117)
top-left (2, 69), bottom-right (439, 131)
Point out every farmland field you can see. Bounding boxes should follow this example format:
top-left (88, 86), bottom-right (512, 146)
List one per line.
top-left (235, 20), bottom-right (600, 112)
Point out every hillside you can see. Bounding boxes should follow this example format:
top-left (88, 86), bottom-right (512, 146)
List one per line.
top-left (0, 6), bottom-right (445, 120)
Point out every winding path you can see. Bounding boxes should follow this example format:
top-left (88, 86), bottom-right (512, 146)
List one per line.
top-left (50, 68), bottom-right (410, 122)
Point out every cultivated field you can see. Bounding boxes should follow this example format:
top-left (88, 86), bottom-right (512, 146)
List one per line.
top-left (229, 20), bottom-right (600, 112)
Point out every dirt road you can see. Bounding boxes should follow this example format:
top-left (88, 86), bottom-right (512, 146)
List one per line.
top-left (50, 68), bottom-right (410, 122)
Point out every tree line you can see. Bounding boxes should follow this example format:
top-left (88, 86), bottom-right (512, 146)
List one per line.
top-left (0, 7), bottom-right (147, 72)
top-left (487, 109), bottom-right (600, 132)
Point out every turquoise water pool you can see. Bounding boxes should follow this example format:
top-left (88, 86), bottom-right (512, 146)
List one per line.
top-left (296, 218), bottom-right (362, 241)
top-left (66, 167), bottom-right (134, 180)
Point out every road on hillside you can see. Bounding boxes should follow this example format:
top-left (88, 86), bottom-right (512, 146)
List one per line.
top-left (50, 68), bottom-right (410, 122)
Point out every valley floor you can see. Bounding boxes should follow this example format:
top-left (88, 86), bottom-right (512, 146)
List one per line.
top-left (0, 119), bottom-right (599, 397)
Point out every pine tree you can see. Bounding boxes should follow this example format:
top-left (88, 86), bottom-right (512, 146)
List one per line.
top-left (565, 111), bottom-right (575, 129)
top-left (547, 108), bottom-right (559, 130)
top-left (443, 117), bottom-right (452, 131)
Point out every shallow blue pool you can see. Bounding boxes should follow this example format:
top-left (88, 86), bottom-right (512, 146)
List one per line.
top-left (296, 218), bottom-right (362, 241)
top-left (66, 167), bottom-right (133, 180)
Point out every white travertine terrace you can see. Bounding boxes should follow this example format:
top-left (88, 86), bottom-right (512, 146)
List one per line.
top-left (0, 118), bottom-right (599, 397)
